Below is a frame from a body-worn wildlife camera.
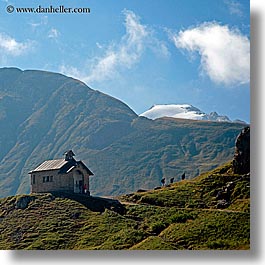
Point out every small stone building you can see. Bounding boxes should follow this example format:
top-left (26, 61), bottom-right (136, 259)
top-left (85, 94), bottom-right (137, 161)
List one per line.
top-left (29, 150), bottom-right (94, 195)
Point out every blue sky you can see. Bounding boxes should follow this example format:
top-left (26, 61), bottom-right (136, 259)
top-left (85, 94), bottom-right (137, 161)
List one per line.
top-left (0, 0), bottom-right (250, 122)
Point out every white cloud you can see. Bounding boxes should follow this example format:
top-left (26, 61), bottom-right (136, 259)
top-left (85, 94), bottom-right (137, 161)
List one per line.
top-left (96, 42), bottom-right (103, 49)
top-left (61, 10), bottom-right (169, 84)
top-left (0, 33), bottom-right (33, 56)
top-left (28, 16), bottom-right (48, 30)
top-left (60, 64), bottom-right (85, 81)
top-left (171, 22), bottom-right (250, 86)
top-left (48, 28), bottom-right (60, 39)
top-left (84, 10), bottom-right (148, 83)
top-left (224, 0), bottom-right (244, 17)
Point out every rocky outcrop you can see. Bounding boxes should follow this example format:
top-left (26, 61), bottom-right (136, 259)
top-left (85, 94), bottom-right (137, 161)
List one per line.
top-left (51, 192), bottom-right (126, 214)
top-left (232, 126), bottom-right (250, 174)
top-left (15, 195), bottom-right (35, 209)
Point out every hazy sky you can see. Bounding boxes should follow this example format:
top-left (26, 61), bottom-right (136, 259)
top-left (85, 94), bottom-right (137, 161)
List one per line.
top-left (0, 0), bottom-right (250, 122)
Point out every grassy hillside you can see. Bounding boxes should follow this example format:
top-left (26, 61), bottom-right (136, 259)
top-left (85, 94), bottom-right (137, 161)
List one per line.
top-left (0, 162), bottom-right (250, 250)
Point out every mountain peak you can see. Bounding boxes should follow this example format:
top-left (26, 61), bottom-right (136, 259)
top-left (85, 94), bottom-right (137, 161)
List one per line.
top-left (139, 104), bottom-right (236, 123)
top-left (140, 104), bottom-right (205, 121)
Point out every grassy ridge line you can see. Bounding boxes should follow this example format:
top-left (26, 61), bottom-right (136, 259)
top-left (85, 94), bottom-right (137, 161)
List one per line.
top-left (120, 162), bottom-right (250, 212)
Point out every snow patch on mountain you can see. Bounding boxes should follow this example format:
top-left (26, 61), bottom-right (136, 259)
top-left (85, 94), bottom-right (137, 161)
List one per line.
top-left (139, 104), bottom-right (236, 123)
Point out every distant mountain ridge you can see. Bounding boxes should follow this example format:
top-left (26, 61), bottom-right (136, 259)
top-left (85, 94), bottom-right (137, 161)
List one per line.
top-left (140, 104), bottom-right (246, 123)
top-left (0, 68), bottom-right (246, 197)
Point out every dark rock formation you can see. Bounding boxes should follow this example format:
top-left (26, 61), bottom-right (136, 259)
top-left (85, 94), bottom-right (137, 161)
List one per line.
top-left (232, 126), bottom-right (250, 174)
top-left (136, 189), bottom-right (148, 193)
top-left (51, 192), bottom-right (126, 215)
top-left (15, 195), bottom-right (35, 209)
top-left (216, 199), bottom-right (230, 209)
top-left (215, 181), bottom-right (236, 209)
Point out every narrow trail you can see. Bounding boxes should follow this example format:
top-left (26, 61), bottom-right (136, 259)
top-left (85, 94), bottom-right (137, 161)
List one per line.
top-left (120, 199), bottom-right (247, 214)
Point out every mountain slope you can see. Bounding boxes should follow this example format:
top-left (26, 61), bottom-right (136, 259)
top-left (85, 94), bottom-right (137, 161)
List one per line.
top-left (89, 117), bottom-right (245, 196)
top-left (0, 68), bottom-right (137, 197)
top-left (0, 68), bottom-right (246, 197)
top-left (0, 162), bottom-right (250, 250)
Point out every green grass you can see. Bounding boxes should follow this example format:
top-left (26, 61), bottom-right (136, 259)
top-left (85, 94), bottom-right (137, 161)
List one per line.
top-left (120, 162), bottom-right (250, 210)
top-left (0, 162), bottom-right (250, 250)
